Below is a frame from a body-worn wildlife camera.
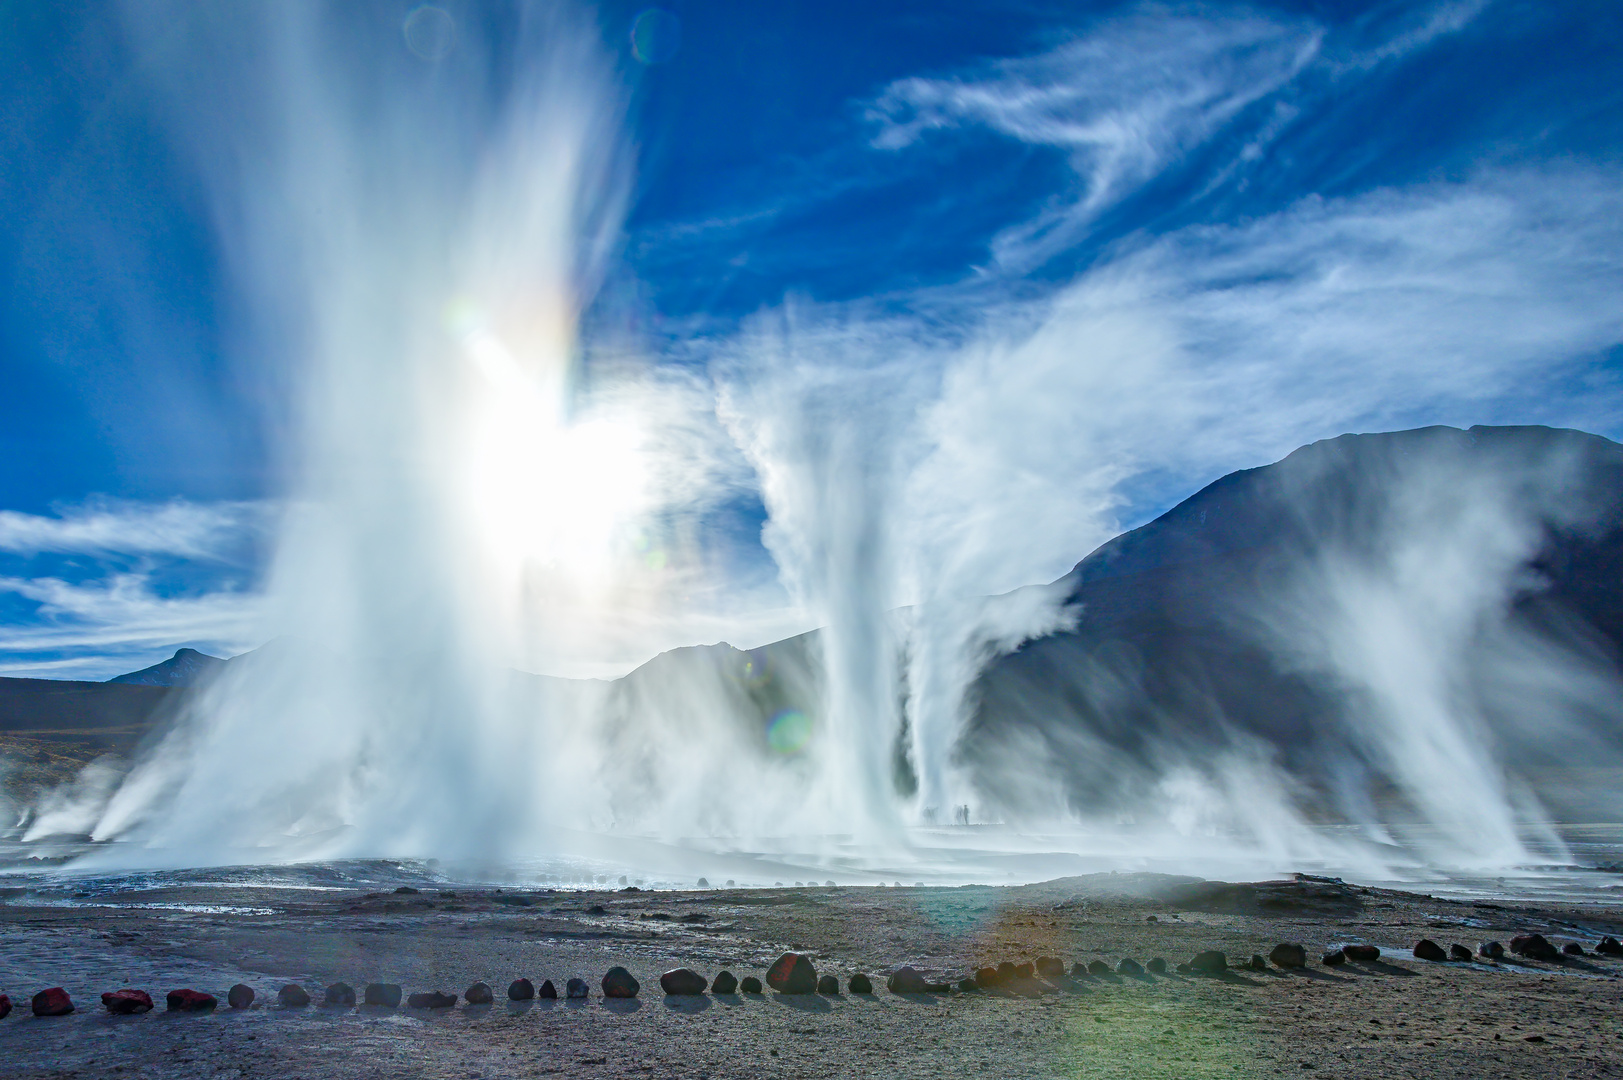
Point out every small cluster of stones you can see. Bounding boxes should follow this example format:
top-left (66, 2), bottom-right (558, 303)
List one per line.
top-left (6, 932), bottom-right (1618, 1021)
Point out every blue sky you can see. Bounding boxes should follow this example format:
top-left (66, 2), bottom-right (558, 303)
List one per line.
top-left (2, 0), bottom-right (1621, 678)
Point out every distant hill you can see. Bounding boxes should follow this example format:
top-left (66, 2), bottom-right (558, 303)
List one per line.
top-left (7, 423), bottom-right (1623, 833)
top-left (106, 647), bottom-right (227, 687)
top-left (965, 424), bottom-right (1623, 822)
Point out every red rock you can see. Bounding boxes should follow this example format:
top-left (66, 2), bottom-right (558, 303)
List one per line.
top-left (1510, 934), bottom-right (1562, 962)
top-left (407, 990), bottom-right (457, 1008)
top-left (31, 987), bottom-right (74, 1016)
top-left (166, 989), bottom-right (217, 1012)
top-left (659, 968), bottom-right (706, 995)
top-left (0, 993), bottom-right (10, 1019)
top-left (765, 952), bottom-right (817, 994)
top-left (277, 984), bottom-right (311, 1006)
top-left (363, 983), bottom-right (401, 1007)
top-left (886, 966), bottom-right (930, 993)
top-left (602, 967), bottom-right (639, 998)
top-left (101, 989), bottom-right (154, 1015)
top-left (1413, 939), bottom-right (1447, 962)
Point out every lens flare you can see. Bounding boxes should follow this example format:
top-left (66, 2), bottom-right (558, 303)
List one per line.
top-left (630, 9), bottom-right (681, 65)
top-left (402, 5), bottom-right (455, 60)
top-left (766, 708), bottom-right (813, 754)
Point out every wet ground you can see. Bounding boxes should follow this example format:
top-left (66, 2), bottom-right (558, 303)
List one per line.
top-left (3, 868), bottom-right (1623, 1078)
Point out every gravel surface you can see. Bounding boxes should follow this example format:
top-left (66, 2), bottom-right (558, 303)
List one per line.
top-left (3, 872), bottom-right (1622, 1078)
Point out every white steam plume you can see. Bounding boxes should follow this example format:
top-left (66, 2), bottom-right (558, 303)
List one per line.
top-left (92, 2), bottom-right (635, 861)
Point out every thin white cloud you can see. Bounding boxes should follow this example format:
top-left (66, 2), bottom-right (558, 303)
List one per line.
top-left (868, 10), bottom-right (1323, 268)
top-left (865, 2), bottom-right (1489, 273)
top-left (1329, 0), bottom-right (1490, 72)
top-left (0, 499), bottom-right (267, 560)
top-left (0, 573), bottom-right (263, 663)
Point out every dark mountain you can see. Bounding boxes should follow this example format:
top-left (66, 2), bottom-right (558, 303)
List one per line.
top-left (106, 647), bottom-right (227, 687)
top-left (963, 425), bottom-right (1623, 822)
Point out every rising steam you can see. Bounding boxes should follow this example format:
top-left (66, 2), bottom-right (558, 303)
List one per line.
top-left (27, 3), bottom-right (1623, 887)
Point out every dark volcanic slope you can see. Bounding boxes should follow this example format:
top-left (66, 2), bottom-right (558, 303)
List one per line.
top-left (0, 677), bottom-right (178, 748)
top-left (966, 425), bottom-right (1623, 823)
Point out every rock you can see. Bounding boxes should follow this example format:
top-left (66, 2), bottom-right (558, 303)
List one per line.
top-left (1343, 945), bottom-right (1380, 962)
top-left (1596, 935), bottom-right (1623, 956)
top-left (697, 878), bottom-right (709, 888)
top-left (739, 976), bottom-right (764, 994)
top-left (393, 886), bottom-right (419, 894)
top-left (1479, 941), bottom-right (1506, 959)
top-left (974, 967), bottom-right (1002, 988)
top-left (166, 989), bottom-right (217, 1012)
top-left (407, 991), bottom-right (457, 1008)
top-left (1014, 962), bottom-right (1035, 979)
top-left (538, 979), bottom-right (558, 999)
top-left (817, 975), bottom-right (840, 995)
top-left (958, 977), bottom-right (979, 991)
top-left (998, 962), bottom-right (1019, 983)
top-left (659, 968), bottom-right (707, 995)
top-left (465, 982), bottom-right (493, 1005)
top-left (1175, 963), bottom-right (1192, 975)
top-left (32, 987), bottom-right (73, 1016)
top-left (0, 994), bottom-right (9, 1019)
top-left (765, 952), bottom-right (818, 994)
top-left (1087, 960), bottom-right (1110, 976)
top-left (887, 966), bottom-right (931, 994)
top-left (710, 971), bottom-right (738, 994)
top-left (565, 978), bottom-right (590, 1000)
top-left (1146, 958), bottom-right (1168, 975)
top-left (1116, 958), bottom-right (1144, 975)
top-left (228, 984), bottom-right (255, 1009)
top-left (508, 978), bottom-right (534, 1001)
top-left (1035, 956), bottom-right (1066, 979)
top-left (1511, 934), bottom-right (1562, 962)
top-left (278, 984), bottom-right (311, 1007)
top-left (101, 989), bottom-right (154, 1015)
top-left (1450, 944), bottom-right (1473, 961)
top-left (1563, 942), bottom-right (1585, 956)
top-left (1413, 939), bottom-right (1448, 962)
top-left (1322, 950), bottom-right (1346, 966)
top-left (1248, 955), bottom-right (1265, 971)
top-left (364, 983), bottom-right (401, 1007)
top-left (324, 982), bottom-right (356, 1006)
top-left (1269, 943), bottom-right (1307, 969)
top-left (1190, 951), bottom-right (1227, 974)
top-left (602, 967), bottom-right (640, 998)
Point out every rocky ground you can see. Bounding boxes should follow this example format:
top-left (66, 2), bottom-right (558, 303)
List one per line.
top-left (2, 872), bottom-right (1622, 1079)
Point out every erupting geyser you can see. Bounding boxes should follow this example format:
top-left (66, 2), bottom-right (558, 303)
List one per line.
top-left (36, 3), bottom-right (1623, 887)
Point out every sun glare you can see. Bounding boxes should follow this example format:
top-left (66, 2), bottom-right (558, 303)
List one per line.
top-left (456, 312), bottom-right (650, 597)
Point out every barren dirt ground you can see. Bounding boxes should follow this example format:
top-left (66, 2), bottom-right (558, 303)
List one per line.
top-left (3, 873), bottom-right (1622, 1079)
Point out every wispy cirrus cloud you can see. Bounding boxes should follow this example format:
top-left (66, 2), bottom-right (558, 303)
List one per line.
top-left (0, 499), bottom-right (268, 560)
top-left (867, 10), bottom-right (1324, 268)
top-left (0, 572), bottom-right (265, 678)
top-left (864, 2), bottom-right (1489, 272)
top-left (0, 498), bottom-right (271, 679)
